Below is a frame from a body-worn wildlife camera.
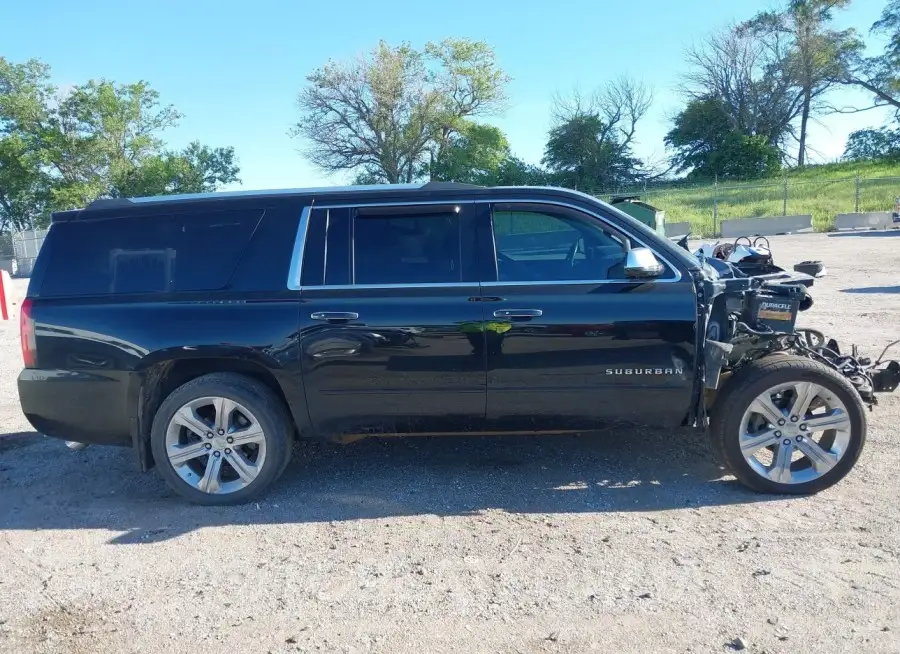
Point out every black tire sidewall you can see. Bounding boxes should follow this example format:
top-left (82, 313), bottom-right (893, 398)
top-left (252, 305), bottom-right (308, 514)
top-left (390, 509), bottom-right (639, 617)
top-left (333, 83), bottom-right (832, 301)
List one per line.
top-left (150, 375), bottom-right (292, 505)
top-left (716, 363), bottom-right (866, 494)
top-left (794, 261), bottom-right (824, 276)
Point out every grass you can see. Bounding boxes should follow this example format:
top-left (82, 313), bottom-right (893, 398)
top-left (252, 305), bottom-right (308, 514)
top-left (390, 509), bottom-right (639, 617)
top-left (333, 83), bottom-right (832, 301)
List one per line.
top-left (595, 160), bottom-right (900, 237)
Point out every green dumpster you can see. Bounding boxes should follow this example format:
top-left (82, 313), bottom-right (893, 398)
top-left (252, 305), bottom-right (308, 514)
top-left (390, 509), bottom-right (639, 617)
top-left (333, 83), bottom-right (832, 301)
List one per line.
top-left (610, 195), bottom-right (666, 237)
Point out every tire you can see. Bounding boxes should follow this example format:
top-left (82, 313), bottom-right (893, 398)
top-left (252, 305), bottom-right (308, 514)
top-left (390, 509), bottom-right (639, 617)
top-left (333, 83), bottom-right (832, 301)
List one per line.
top-left (709, 355), bottom-right (866, 494)
top-left (793, 260), bottom-right (825, 277)
top-left (150, 373), bottom-right (294, 505)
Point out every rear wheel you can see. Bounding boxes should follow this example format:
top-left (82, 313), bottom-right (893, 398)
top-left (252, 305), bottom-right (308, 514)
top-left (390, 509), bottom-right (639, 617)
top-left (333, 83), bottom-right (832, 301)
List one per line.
top-left (150, 373), bottom-right (293, 505)
top-left (709, 355), bottom-right (866, 494)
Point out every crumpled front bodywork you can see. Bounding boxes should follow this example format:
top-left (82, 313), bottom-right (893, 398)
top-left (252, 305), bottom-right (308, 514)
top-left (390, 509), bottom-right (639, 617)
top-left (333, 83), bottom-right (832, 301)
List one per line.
top-left (687, 254), bottom-right (900, 427)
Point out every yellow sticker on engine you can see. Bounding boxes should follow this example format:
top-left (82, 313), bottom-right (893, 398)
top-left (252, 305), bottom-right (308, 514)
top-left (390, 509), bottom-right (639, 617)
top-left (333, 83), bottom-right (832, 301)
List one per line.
top-left (757, 300), bottom-right (793, 321)
top-left (758, 309), bottom-right (792, 320)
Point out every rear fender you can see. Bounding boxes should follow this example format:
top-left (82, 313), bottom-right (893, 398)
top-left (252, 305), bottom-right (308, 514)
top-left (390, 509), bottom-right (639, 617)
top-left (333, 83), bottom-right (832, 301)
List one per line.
top-left (126, 347), bottom-right (310, 472)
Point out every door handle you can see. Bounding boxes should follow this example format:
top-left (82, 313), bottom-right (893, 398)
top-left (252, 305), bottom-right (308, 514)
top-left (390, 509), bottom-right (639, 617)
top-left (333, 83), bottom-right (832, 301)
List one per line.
top-left (311, 311), bottom-right (359, 322)
top-left (493, 309), bottom-right (543, 319)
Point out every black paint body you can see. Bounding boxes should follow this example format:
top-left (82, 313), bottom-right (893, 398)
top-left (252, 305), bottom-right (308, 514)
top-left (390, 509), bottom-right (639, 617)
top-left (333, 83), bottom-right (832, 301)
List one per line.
top-left (17, 185), bottom-right (704, 459)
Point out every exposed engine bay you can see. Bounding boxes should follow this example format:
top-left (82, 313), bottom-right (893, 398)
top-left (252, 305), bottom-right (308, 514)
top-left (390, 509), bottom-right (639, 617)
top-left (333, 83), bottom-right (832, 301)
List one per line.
top-left (686, 238), bottom-right (900, 408)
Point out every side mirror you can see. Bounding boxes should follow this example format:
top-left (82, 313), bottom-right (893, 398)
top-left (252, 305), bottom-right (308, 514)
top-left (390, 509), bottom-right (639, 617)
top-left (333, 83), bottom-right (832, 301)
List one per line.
top-left (624, 247), bottom-right (664, 279)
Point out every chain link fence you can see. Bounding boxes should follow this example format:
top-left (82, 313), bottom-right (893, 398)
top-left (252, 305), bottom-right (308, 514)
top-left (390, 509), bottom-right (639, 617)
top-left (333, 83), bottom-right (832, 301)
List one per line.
top-left (1, 174), bottom-right (898, 272)
top-left (593, 174), bottom-right (900, 237)
top-left (0, 229), bottom-right (48, 277)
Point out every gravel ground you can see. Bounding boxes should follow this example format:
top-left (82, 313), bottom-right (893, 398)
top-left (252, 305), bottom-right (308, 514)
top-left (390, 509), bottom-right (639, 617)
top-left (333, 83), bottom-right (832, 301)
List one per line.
top-left (1, 231), bottom-right (900, 654)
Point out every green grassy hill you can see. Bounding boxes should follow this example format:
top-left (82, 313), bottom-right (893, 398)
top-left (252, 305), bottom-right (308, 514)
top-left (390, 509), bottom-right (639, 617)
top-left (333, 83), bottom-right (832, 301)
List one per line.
top-left (597, 160), bottom-right (900, 237)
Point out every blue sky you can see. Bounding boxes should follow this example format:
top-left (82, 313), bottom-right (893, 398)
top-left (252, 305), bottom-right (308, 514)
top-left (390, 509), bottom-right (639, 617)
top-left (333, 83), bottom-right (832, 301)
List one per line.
top-left (4, 0), bottom-right (894, 191)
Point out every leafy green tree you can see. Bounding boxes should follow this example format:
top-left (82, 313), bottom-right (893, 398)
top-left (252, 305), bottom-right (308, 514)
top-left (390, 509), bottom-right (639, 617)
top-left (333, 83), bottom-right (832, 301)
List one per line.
top-left (839, 1), bottom-right (900, 118)
top-left (491, 156), bottom-right (551, 186)
top-left (541, 78), bottom-right (651, 191)
top-left (0, 133), bottom-right (49, 230)
top-left (293, 39), bottom-right (510, 183)
top-left (112, 142), bottom-right (240, 197)
top-left (0, 56), bottom-right (240, 230)
top-left (843, 126), bottom-right (900, 160)
top-left (0, 57), bottom-right (54, 229)
top-left (429, 121), bottom-right (510, 184)
top-left (742, 0), bottom-right (855, 166)
top-left (665, 96), bottom-right (782, 179)
top-left (681, 25), bottom-right (803, 158)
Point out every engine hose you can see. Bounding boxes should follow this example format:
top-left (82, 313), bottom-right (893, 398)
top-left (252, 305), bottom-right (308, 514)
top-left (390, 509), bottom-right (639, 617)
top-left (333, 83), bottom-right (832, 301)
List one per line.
top-left (736, 321), bottom-right (775, 336)
top-left (797, 328), bottom-right (826, 348)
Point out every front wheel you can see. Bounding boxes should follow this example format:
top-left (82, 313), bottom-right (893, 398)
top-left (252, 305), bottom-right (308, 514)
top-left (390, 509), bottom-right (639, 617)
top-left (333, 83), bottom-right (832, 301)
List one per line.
top-left (709, 355), bottom-right (866, 494)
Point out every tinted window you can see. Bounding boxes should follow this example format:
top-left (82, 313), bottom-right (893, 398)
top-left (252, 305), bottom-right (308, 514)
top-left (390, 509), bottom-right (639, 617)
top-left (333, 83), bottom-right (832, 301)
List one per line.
top-left (40, 209), bottom-right (263, 297)
top-left (492, 208), bottom-right (628, 282)
top-left (324, 208), bottom-right (351, 286)
top-left (300, 208), bottom-right (326, 287)
top-left (353, 211), bottom-right (462, 285)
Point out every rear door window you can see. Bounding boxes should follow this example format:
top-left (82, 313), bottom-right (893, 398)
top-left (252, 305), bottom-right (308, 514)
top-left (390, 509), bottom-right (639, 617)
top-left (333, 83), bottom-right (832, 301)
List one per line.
top-left (351, 208), bottom-right (463, 285)
top-left (40, 208), bottom-right (263, 297)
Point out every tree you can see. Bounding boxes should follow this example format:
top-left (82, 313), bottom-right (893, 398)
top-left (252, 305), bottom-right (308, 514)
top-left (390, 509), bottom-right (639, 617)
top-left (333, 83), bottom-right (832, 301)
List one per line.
top-left (541, 78), bottom-right (651, 191)
top-left (112, 142), bottom-right (240, 197)
top-left (0, 57), bottom-right (54, 229)
top-left (843, 126), bottom-right (900, 160)
top-left (0, 133), bottom-right (49, 231)
top-left (0, 56), bottom-right (240, 230)
top-left (491, 155), bottom-right (551, 186)
top-left (665, 96), bottom-right (782, 179)
top-left (41, 79), bottom-right (184, 209)
top-left (429, 121), bottom-right (510, 184)
top-left (839, 1), bottom-right (900, 118)
top-left (680, 25), bottom-right (803, 158)
top-left (292, 39), bottom-right (510, 183)
top-left (741, 0), bottom-right (855, 166)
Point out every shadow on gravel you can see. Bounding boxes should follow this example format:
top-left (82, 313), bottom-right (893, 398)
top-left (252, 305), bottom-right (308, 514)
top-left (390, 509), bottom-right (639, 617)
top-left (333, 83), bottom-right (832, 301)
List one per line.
top-left (0, 426), bottom-right (781, 544)
top-left (841, 286), bottom-right (900, 294)
top-left (0, 431), bottom-right (43, 453)
top-left (828, 230), bottom-right (900, 238)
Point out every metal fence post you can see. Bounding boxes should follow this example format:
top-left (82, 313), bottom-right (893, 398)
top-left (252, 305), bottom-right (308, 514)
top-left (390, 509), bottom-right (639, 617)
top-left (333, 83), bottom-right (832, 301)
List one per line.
top-left (855, 170), bottom-right (861, 213)
top-left (713, 175), bottom-right (719, 235)
top-left (783, 173), bottom-right (788, 216)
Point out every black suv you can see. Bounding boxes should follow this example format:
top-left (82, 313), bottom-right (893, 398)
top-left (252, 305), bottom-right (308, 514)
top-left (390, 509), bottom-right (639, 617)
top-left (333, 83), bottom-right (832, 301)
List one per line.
top-left (17, 183), bottom-right (900, 504)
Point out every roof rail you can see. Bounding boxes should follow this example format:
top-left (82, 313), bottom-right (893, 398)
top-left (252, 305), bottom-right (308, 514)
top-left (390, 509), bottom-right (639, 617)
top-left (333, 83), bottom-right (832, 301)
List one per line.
top-left (420, 181), bottom-right (483, 191)
top-left (71, 181), bottom-right (482, 215)
top-left (86, 198), bottom-right (134, 210)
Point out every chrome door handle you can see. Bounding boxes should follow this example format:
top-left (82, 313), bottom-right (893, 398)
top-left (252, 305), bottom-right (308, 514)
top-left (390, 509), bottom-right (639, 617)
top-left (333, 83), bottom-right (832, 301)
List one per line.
top-left (493, 309), bottom-right (543, 319)
top-left (310, 311), bottom-right (359, 321)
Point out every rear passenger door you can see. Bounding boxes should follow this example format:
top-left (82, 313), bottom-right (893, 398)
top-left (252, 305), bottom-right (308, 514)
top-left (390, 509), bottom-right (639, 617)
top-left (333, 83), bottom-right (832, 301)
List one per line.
top-left (296, 200), bottom-right (488, 439)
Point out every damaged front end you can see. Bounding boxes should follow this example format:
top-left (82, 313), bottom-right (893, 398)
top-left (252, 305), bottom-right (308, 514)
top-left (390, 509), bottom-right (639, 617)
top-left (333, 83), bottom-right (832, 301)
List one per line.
top-left (693, 253), bottom-right (900, 416)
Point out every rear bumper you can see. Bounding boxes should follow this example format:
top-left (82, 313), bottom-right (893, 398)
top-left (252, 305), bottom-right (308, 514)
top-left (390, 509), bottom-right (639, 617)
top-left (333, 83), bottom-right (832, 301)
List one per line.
top-left (18, 368), bottom-right (132, 446)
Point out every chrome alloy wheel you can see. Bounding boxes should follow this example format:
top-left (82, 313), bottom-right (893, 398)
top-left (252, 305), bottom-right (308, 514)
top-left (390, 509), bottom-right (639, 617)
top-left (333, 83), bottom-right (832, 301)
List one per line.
top-left (164, 396), bottom-right (267, 494)
top-left (739, 381), bottom-right (852, 485)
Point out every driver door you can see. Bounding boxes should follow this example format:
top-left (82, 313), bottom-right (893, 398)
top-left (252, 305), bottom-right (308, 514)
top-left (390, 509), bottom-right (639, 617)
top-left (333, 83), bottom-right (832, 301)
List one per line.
top-left (475, 200), bottom-right (698, 430)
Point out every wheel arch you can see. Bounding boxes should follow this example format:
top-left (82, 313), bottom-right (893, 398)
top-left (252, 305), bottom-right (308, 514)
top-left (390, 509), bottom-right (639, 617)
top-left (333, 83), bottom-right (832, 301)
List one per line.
top-left (128, 351), bottom-right (307, 471)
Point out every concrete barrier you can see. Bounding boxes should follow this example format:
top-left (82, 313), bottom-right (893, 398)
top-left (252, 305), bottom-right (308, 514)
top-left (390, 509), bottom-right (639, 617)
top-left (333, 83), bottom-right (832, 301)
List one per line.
top-left (664, 222), bottom-right (691, 238)
top-left (833, 212), bottom-right (892, 231)
top-left (720, 214), bottom-right (812, 238)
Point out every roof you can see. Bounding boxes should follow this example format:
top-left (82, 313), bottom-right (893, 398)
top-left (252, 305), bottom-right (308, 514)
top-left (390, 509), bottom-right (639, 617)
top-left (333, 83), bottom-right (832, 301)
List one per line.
top-left (50, 182), bottom-right (634, 226)
top-left (82, 181), bottom-right (481, 212)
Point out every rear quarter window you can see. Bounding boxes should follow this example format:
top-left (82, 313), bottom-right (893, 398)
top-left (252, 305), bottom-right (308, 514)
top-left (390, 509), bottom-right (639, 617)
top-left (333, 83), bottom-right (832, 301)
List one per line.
top-left (39, 208), bottom-right (263, 297)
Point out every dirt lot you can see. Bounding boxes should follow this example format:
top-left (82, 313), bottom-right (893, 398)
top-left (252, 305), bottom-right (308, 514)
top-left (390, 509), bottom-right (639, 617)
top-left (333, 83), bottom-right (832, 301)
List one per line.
top-left (1, 231), bottom-right (899, 654)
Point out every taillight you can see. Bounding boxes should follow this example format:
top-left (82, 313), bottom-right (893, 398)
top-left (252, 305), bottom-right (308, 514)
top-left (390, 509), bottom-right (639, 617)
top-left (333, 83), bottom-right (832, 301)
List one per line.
top-left (20, 298), bottom-right (36, 368)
